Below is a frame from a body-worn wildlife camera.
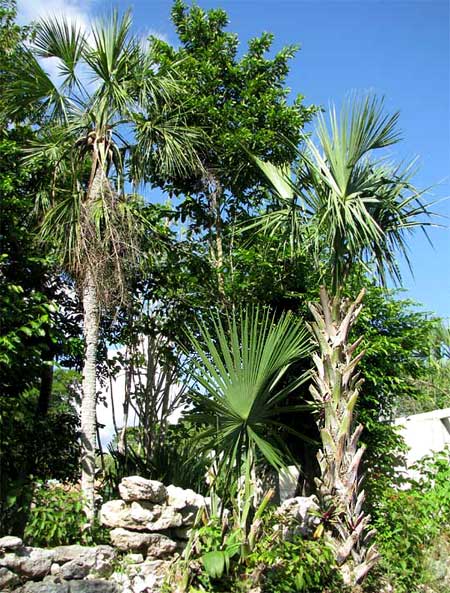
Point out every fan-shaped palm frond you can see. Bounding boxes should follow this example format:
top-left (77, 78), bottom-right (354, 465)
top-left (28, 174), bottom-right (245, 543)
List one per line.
top-left (185, 307), bottom-right (311, 483)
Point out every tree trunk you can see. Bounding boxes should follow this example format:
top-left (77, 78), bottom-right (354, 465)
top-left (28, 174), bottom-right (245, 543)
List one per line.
top-left (308, 287), bottom-right (380, 585)
top-left (80, 268), bottom-right (99, 523)
top-left (204, 171), bottom-right (225, 297)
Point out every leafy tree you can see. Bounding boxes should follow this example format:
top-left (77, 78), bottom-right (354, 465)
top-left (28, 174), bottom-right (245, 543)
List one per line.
top-left (4, 10), bottom-right (204, 520)
top-left (0, 126), bottom-right (83, 534)
top-left (401, 320), bottom-right (450, 415)
top-left (152, 0), bottom-right (317, 294)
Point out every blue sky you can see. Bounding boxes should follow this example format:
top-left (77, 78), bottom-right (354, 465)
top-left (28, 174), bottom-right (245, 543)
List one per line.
top-left (18, 0), bottom-right (450, 318)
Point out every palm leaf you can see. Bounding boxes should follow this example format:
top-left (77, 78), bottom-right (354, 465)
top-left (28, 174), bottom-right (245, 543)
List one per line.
top-left (184, 307), bottom-right (311, 478)
top-left (33, 16), bottom-right (86, 90)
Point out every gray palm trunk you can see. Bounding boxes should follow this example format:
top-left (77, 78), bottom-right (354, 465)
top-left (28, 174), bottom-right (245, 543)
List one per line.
top-left (308, 287), bottom-right (380, 586)
top-left (80, 165), bottom-right (104, 521)
top-left (81, 268), bottom-right (99, 521)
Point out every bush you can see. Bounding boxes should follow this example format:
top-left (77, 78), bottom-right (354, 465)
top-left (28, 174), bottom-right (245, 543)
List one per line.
top-left (167, 505), bottom-right (347, 593)
top-left (368, 449), bottom-right (450, 593)
top-left (24, 482), bottom-right (108, 547)
top-left (245, 534), bottom-right (346, 593)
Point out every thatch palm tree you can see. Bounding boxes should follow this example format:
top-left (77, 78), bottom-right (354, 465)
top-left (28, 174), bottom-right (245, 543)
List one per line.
top-left (6, 12), bottom-right (203, 520)
top-left (254, 96), bottom-right (432, 585)
top-left (185, 307), bottom-right (311, 501)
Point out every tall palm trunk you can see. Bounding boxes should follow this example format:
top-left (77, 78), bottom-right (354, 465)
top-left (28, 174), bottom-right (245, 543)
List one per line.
top-left (80, 164), bottom-right (103, 521)
top-left (80, 267), bottom-right (99, 522)
top-left (308, 287), bottom-right (380, 586)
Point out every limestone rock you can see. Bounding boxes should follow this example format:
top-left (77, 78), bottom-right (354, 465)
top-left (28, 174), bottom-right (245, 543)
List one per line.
top-left (166, 485), bottom-right (207, 526)
top-left (101, 499), bottom-right (181, 531)
top-left (94, 546), bottom-right (116, 577)
top-left (137, 559), bottom-right (171, 590)
top-left (0, 566), bottom-right (20, 590)
top-left (51, 562), bottom-right (62, 576)
top-left (125, 553), bottom-right (144, 564)
top-left (275, 495), bottom-right (320, 538)
top-left (145, 506), bottom-right (183, 531)
top-left (16, 581), bottom-right (69, 593)
top-left (129, 501), bottom-right (161, 524)
top-left (52, 545), bottom-right (93, 564)
top-left (110, 528), bottom-right (176, 558)
top-left (58, 546), bottom-right (116, 580)
top-left (69, 580), bottom-right (118, 592)
top-left (59, 558), bottom-right (91, 580)
top-left (111, 559), bottom-right (171, 593)
top-left (100, 500), bottom-right (134, 530)
top-left (119, 477), bottom-right (166, 503)
top-left (166, 485), bottom-right (206, 510)
top-left (0, 548), bottom-right (54, 579)
top-left (0, 536), bottom-right (23, 552)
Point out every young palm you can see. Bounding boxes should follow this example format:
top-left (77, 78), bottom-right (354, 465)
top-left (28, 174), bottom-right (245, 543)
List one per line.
top-left (6, 12), bottom-right (203, 520)
top-left (185, 307), bottom-right (311, 501)
top-left (254, 96), bottom-right (432, 584)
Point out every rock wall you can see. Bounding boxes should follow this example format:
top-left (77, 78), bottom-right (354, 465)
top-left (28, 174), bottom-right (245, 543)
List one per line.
top-left (0, 537), bottom-right (117, 592)
top-left (0, 477), bottom-right (209, 593)
top-left (0, 477), bottom-right (319, 593)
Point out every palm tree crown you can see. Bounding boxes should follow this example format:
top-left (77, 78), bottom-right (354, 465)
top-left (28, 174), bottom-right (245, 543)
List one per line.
top-left (255, 96), bottom-right (432, 293)
top-left (7, 10), bottom-right (202, 298)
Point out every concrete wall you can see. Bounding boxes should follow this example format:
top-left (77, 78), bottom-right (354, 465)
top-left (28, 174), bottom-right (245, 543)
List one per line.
top-left (395, 407), bottom-right (450, 468)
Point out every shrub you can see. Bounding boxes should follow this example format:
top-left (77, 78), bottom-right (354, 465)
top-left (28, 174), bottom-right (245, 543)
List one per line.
top-left (167, 504), bottom-right (347, 593)
top-left (244, 534), bottom-right (346, 593)
top-left (368, 449), bottom-right (450, 593)
top-left (24, 482), bottom-right (108, 547)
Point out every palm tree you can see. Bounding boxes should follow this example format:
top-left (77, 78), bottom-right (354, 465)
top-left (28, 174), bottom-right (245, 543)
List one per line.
top-left (185, 307), bottom-right (311, 502)
top-left (254, 96), bottom-right (432, 585)
top-left (6, 11), bottom-right (203, 521)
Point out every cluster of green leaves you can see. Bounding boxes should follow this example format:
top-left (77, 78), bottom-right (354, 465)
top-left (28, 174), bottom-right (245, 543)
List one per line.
top-left (245, 534), bottom-right (346, 593)
top-left (185, 306), bottom-right (311, 483)
top-left (152, 0), bottom-right (317, 199)
top-left (0, 129), bottom-right (83, 535)
top-left (368, 449), bottom-right (450, 593)
top-left (349, 284), bottom-right (444, 510)
top-left (24, 482), bottom-right (109, 547)
top-left (170, 505), bottom-right (347, 593)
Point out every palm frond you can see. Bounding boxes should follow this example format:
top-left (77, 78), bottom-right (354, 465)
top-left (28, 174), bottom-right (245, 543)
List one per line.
top-left (33, 16), bottom-right (86, 90)
top-left (131, 103), bottom-right (205, 181)
top-left (184, 307), bottom-right (311, 477)
top-left (4, 47), bottom-right (70, 122)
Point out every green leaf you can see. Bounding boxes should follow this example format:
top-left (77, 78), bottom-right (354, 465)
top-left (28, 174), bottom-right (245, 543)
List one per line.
top-left (201, 550), bottom-right (226, 578)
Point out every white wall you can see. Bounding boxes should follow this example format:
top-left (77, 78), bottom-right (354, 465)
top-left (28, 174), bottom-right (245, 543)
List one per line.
top-left (395, 407), bottom-right (450, 468)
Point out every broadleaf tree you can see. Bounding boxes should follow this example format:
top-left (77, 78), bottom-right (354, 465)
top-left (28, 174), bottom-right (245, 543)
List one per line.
top-left (151, 0), bottom-right (317, 295)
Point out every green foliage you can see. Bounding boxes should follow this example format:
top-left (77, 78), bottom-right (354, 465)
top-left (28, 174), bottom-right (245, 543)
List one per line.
top-left (350, 284), bottom-right (441, 509)
top-left (254, 95), bottom-right (433, 294)
top-left (0, 125), bottom-right (82, 535)
top-left (369, 449), bottom-right (450, 593)
top-left (101, 423), bottom-right (210, 501)
top-left (24, 482), bottom-right (109, 546)
top-left (185, 306), bottom-right (311, 490)
top-left (153, 0), bottom-right (316, 197)
top-left (169, 504), bottom-right (347, 593)
top-left (245, 534), bottom-right (345, 593)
